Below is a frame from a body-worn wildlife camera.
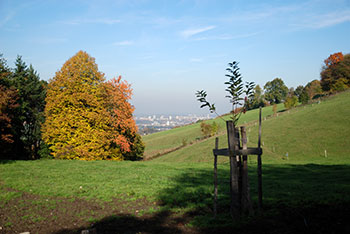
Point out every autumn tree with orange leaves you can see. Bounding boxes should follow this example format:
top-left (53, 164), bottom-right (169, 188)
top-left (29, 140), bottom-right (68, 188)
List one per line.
top-left (103, 76), bottom-right (144, 160)
top-left (42, 51), bottom-right (144, 160)
top-left (0, 55), bottom-right (18, 152)
top-left (321, 52), bottom-right (350, 92)
top-left (0, 84), bottom-right (19, 155)
top-left (324, 52), bottom-right (344, 68)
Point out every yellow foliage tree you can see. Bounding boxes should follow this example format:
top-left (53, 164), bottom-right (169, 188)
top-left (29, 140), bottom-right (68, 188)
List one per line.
top-left (42, 51), bottom-right (143, 160)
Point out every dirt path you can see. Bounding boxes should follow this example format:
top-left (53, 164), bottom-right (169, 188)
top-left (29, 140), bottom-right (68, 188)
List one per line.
top-left (0, 188), bottom-right (199, 234)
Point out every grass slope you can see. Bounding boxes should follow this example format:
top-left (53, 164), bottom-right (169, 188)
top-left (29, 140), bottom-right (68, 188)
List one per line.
top-left (156, 91), bottom-right (350, 164)
top-left (143, 103), bottom-right (285, 159)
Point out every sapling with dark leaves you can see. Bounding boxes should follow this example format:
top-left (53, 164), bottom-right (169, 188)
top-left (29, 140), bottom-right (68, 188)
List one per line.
top-left (196, 61), bottom-right (255, 125)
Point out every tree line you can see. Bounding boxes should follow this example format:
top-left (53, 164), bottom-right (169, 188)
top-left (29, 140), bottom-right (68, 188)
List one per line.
top-left (0, 51), bottom-right (144, 161)
top-left (1, 55), bottom-right (47, 159)
top-left (248, 52), bottom-right (350, 111)
top-left (1, 51), bottom-right (349, 160)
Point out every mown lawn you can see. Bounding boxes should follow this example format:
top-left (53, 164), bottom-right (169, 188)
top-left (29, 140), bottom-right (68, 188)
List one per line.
top-left (1, 159), bottom-right (350, 233)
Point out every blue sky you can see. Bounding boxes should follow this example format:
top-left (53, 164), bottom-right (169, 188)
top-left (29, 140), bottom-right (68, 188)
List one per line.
top-left (1, 0), bottom-right (349, 115)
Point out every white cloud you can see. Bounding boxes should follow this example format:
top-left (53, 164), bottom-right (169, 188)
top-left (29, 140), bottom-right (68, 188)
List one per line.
top-left (190, 58), bottom-right (202, 62)
top-left (0, 1), bottom-right (35, 28)
top-left (140, 55), bottom-right (154, 60)
top-left (0, 11), bottom-right (15, 27)
top-left (219, 4), bottom-right (302, 23)
top-left (300, 10), bottom-right (350, 29)
top-left (61, 18), bottom-right (121, 25)
top-left (194, 32), bottom-right (261, 41)
top-left (180, 25), bottom-right (216, 38)
top-left (113, 40), bottom-right (134, 46)
top-left (33, 37), bottom-right (68, 44)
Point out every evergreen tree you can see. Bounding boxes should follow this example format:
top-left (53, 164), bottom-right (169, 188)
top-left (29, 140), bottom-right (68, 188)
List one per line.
top-left (0, 54), bottom-right (11, 86)
top-left (11, 56), bottom-right (47, 159)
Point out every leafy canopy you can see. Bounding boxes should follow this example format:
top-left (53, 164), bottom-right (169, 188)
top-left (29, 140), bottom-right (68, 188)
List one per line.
top-left (264, 78), bottom-right (288, 104)
top-left (321, 52), bottom-right (350, 93)
top-left (42, 51), bottom-right (144, 161)
top-left (196, 61), bottom-right (254, 125)
top-left (249, 84), bottom-right (265, 110)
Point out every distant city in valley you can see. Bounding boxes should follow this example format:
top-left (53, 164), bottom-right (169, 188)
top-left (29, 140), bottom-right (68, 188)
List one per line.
top-left (135, 114), bottom-right (214, 135)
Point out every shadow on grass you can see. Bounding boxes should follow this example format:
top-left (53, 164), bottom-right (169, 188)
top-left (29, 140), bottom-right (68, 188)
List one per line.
top-left (55, 163), bottom-right (350, 233)
top-left (55, 211), bottom-right (183, 234)
top-left (0, 159), bottom-right (16, 164)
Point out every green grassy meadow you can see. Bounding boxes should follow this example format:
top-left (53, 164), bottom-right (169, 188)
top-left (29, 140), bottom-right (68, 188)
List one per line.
top-left (155, 91), bottom-right (350, 164)
top-left (143, 103), bottom-right (285, 159)
top-left (1, 91), bottom-right (350, 233)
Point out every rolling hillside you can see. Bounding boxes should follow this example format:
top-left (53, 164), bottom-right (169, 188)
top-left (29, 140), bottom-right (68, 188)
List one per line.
top-left (142, 103), bottom-right (285, 159)
top-left (151, 91), bottom-right (350, 164)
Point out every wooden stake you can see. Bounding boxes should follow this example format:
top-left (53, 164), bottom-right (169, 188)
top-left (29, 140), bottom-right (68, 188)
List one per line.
top-left (257, 107), bottom-right (263, 211)
top-left (240, 126), bottom-right (253, 215)
top-left (235, 127), bottom-right (242, 214)
top-left (226, 121), bottom-right (240, 219)
top-left (213, 137), bottom-right (219, 218)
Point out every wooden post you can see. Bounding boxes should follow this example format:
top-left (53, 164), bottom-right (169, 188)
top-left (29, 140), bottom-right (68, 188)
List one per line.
top-left (213, 137), bottom-right (219, 218)
top-left (240, 126), bottom-right (253, 215)
top-left (226, 121), bottom-right (240, 219)
top-left (235, 127), bottom-right (242, 214)
top-left (257, 107), bottom-right (263, 210)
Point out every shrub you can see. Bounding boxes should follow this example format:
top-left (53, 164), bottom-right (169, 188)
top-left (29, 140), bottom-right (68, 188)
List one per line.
top-left (284, 96), bottom-right (298, 109)
top-left (272, 104), bottom-right (277, 116)
top-left (200, 122), bottom-right (218, 138)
